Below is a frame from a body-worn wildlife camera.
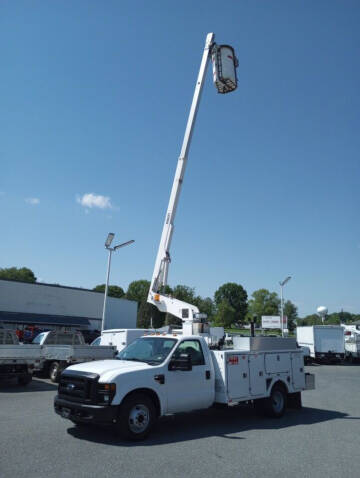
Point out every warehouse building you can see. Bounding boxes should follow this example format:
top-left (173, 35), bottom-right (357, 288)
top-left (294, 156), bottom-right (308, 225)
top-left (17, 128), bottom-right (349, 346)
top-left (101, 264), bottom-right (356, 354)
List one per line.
top-left (0, 279), bottom-right (137, 337)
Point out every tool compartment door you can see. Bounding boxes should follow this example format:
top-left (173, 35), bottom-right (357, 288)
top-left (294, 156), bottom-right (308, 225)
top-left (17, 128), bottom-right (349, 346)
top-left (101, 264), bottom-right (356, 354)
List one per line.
top-left (291, 352), bottom-right (305, 390)
top-left (249, 354), bottom-right (266, 396)
top-left (226, 354), bottom-right (250, 400)
top-left (265, 352), bottom-right (291, 373)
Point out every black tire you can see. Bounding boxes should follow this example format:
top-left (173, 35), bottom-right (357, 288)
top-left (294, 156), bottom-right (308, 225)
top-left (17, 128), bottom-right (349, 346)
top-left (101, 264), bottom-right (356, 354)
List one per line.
top-left (117, 393), bottom-right (156, 441)
top-left (49, 362), bottom-right (61, 383)
top-left (263, 384), bottom-right (287, 418)
top-left (18, 374), bottom-right (32, 386)
top-left (287, 391), bottom-right (302, 409)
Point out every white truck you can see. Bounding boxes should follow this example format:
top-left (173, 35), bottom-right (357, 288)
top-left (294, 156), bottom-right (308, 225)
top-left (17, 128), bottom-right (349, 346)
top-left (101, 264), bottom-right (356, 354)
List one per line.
top-left (0, 329), bottom-right (42, 385)
top-left (54, 33), bottom-right (315, 440)
top-left (296, 326), bottom-right (345, 363)
top-left (54, 333), bottom-right (314, 440)
top-left (345, 336), bottom-right (360, 362)
top-left (33, 330), bottom-right (116, 382)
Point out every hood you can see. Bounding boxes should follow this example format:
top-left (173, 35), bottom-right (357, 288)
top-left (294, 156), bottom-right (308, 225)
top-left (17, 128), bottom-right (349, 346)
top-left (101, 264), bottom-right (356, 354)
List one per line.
top-left (66, 359), bottom-right (151, 378)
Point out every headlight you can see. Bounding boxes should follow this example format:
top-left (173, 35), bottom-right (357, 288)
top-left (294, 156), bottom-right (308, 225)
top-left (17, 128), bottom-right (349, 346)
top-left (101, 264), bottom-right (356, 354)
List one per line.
top-left (97, 383), bottom-right (116, 404)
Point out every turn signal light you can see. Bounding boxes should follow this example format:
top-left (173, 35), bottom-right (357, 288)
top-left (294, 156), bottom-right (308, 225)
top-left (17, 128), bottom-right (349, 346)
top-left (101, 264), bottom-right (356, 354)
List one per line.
top-left (154, 294), bottom-right (160, 301)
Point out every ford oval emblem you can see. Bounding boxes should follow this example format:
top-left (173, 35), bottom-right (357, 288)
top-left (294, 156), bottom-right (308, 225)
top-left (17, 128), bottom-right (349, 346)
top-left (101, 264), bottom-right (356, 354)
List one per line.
top-left (66, 383), bottom-right (75, 391)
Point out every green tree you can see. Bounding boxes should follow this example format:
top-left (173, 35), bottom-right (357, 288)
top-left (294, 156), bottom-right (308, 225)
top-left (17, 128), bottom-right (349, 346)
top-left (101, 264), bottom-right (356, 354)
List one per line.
top-left (214, 282), bottom-right (248, 325)
top-left (171, 285), bottom-right (196, 303)
top-left (137, 302), bottom-right (165, 329)
top-left (326, 313), bottom-right (341, 325)
top-left (194, 296), bottom-right (215, 320)
top-left (283, 300), bottom-right (298, 332)
top-left (93, 284), bottom-right (125, 298)
top-left (247, 289), bottom-right (280, 325)
top-left (300, 314), bottom-right (322, 326)
top-left (126, 280), bottom-right (151, 303)
top-left (0, 267), bottom-right (37, 283)
top-left (213, 301), bottom-right (236, 328)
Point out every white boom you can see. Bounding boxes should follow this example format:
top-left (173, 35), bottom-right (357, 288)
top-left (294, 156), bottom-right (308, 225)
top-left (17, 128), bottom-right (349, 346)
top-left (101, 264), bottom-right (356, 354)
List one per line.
top-left (147, 33), bottom-right (237, 323)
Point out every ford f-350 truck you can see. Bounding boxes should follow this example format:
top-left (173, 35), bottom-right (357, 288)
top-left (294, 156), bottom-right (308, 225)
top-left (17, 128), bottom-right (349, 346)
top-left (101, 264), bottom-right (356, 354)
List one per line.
top-left (54, 334), bottom-right (315, 440)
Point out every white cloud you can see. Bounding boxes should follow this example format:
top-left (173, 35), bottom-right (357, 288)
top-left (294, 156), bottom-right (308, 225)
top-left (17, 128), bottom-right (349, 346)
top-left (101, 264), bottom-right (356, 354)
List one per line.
top-left (77, 193), bottom-right (112, 210)
top-left (25, 197), bottom-right (40, 205)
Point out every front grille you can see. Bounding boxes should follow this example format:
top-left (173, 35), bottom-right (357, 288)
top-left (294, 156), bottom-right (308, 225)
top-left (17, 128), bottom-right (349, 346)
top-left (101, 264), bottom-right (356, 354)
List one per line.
top-left (58, 370), bottom-right (99, 404)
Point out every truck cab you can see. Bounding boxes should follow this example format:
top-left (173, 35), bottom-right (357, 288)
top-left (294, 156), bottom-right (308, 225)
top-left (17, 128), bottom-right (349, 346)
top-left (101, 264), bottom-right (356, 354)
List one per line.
top-left (55, 334), bottom-right (215, 439)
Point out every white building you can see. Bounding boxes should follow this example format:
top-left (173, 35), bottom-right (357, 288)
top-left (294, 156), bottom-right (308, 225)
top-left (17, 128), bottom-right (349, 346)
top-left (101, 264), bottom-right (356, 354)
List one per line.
top-left (0, 279), bottom-right (137, 331)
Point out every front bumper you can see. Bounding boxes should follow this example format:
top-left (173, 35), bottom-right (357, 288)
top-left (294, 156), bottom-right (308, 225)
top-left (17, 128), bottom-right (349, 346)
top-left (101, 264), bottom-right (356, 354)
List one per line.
top-left (315, 352), bottom-right (344, 362)
top-left (54, 396), bottom-right (118, 425)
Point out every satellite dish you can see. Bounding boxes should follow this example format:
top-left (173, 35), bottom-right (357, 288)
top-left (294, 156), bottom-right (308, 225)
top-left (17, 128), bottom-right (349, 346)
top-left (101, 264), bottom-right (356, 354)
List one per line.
top-left (317, 306), bottom-right (328, 323)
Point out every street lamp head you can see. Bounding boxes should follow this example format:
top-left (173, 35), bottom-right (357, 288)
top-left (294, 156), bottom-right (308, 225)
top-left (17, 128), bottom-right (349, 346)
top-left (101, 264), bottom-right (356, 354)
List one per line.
top-left (105, 233), bottom-right (115, 248)
top-left (113, 239), bottom-right (135, 251)
top-left (279, 276), bottom-right (291, 287)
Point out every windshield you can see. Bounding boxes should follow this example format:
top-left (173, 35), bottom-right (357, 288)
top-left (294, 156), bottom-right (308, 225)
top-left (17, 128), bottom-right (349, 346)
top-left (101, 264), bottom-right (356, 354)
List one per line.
top-left (32, 332), bottom-right (46, 344)
top-left (117, 337), bottom-right (177, 365)
top-left (91, 337), bottom-right (101, 346)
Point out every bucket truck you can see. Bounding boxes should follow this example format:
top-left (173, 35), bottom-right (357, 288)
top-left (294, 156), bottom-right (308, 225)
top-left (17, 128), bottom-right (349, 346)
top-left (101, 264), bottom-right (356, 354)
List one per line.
top-left (54, 33), bottom-right (315, 441)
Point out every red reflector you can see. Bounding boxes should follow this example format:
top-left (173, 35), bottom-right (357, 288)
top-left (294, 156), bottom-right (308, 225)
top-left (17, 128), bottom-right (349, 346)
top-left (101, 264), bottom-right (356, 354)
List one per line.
top-left (228, 355), bottom-right (239, 365)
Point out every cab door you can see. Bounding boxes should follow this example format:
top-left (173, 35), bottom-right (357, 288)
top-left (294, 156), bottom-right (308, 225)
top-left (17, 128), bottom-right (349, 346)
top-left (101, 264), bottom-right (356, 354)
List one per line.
top-left (165, 339), bottom-right (214, 413)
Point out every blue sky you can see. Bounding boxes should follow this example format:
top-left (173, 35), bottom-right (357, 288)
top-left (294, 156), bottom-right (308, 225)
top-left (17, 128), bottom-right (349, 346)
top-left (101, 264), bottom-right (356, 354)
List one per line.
top-left (1, 1), bottom-right (359, 316)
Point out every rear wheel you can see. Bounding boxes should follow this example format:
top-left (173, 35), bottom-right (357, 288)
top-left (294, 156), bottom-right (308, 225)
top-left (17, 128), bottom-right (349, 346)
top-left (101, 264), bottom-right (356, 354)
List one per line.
top-left (264, 384), bottom-right (287, 418)
top-left (117, 393), bottom-right (156, 441)
top-left (287, 391), bottom-right (302, 409)
top-left (49, 362), bottom-right (61, 383)
top-left (18, 373), bottom-right (32, 386)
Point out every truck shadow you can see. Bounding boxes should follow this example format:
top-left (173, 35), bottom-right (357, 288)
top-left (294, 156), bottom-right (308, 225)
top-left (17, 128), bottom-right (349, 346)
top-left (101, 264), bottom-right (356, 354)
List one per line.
top-left (0, 377), bottom-right (57, 393)
top-left (67, 405), bottom-right (356, 447)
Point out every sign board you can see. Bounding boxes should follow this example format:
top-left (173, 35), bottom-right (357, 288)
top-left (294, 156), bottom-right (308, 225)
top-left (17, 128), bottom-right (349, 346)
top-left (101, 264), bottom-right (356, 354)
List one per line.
top-left (261, 316), bottom-right (287, 329)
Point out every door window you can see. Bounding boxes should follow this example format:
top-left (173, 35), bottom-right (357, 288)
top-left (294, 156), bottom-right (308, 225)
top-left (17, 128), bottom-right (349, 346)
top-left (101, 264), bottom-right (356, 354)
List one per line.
top-left (173, 340), bottom-right (205, 366)
top-left (74, 334), bottom-right (82, 344)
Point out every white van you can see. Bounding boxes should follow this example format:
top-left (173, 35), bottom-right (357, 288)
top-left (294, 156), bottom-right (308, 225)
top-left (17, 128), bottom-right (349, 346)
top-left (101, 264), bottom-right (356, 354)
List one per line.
top-left (97, 329), bottom-right (155, 352)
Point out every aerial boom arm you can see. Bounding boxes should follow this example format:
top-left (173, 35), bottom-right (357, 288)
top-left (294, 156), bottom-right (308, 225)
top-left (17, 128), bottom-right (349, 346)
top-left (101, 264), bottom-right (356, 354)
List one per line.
top-left (147, 33), bottom-right (215, 321)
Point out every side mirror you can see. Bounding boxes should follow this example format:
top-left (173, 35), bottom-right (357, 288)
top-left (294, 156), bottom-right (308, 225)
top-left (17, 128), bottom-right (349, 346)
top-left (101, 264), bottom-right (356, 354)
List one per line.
top-left (168, 353), bottom-right (192, 371)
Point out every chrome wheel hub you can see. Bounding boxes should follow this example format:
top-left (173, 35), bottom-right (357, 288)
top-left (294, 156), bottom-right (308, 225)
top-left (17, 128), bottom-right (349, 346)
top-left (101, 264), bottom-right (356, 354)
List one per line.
top-left (128, 404), bottom-right (150, 434)
top-left (272, 390), bottom-right (284, 413)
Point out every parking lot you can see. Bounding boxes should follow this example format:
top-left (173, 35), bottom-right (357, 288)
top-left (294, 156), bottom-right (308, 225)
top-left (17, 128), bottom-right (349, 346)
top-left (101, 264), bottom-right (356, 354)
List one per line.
top-left (0, 364), bottom-right (359, 478)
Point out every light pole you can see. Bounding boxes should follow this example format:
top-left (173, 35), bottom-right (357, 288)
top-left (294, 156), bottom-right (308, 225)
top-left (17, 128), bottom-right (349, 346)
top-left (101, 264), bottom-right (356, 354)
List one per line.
top-left (101, 233), bottom-right (135, 332)
top-left (279, 276), bottom-right (291, 337)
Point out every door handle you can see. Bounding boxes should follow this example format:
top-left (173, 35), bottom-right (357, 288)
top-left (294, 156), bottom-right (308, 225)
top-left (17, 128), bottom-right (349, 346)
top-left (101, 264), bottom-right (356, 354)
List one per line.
top-left (243, 373), bottom-right (247, 378)
top-left (206, 370), bottom-right (211, 380)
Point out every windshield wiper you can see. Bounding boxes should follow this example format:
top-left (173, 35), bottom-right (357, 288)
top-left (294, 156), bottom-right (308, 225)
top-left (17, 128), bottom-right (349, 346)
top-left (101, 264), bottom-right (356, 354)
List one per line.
top-left (119, 358), bottom-right (147, 363)
top-left (146, 360), bottom-right (161, 365)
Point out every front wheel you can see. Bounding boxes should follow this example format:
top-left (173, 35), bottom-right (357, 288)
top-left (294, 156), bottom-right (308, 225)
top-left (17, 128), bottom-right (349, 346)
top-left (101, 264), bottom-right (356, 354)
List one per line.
top-left (49, 362), bottom-right (61, 383)
top-left (117, 393), bottom-right (156, 441)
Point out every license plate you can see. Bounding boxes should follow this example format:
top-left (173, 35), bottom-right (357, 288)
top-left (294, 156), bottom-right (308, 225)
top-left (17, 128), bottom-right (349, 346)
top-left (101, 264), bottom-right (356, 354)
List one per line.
top-left (61, 407), bottom-right (71, 418)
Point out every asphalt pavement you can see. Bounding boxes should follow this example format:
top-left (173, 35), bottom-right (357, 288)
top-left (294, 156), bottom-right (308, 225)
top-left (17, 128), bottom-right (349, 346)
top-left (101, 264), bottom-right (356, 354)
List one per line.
top-left (0, 364), bottom-right (359, 478)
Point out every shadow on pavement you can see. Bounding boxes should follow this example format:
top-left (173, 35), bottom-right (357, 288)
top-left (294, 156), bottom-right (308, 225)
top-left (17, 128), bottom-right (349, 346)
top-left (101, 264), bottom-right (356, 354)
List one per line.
top-left (67, 405), bottom-right (356, 447)
top-left (0, 377), bottom-right (58, 393)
